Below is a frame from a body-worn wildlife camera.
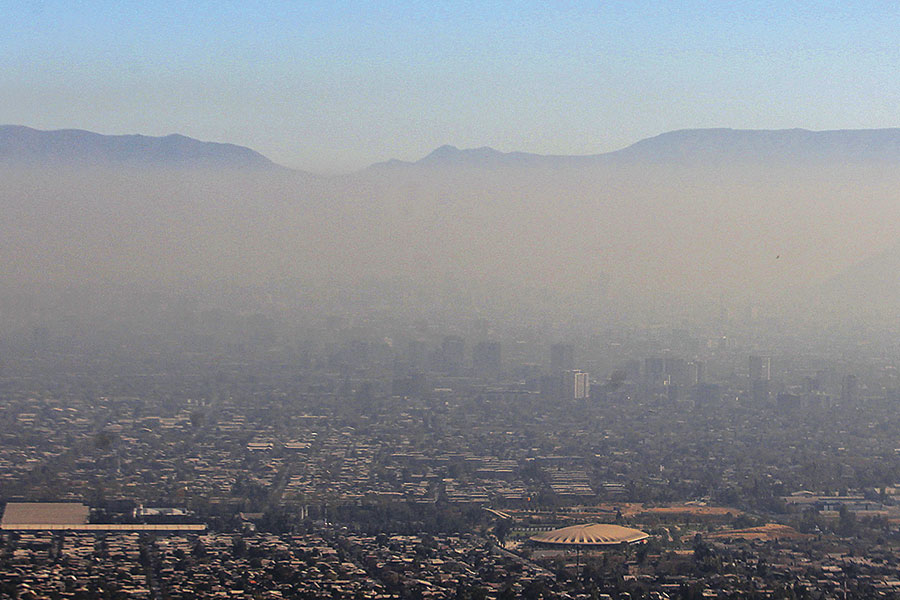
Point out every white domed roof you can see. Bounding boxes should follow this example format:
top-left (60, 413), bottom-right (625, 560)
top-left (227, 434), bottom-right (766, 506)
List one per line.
top-left (529, 523), bottom-right (648, 546)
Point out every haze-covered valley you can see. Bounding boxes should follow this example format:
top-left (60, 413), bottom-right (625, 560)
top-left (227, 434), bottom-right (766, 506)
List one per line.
top-left (2, 125), bottom-right (899, 341)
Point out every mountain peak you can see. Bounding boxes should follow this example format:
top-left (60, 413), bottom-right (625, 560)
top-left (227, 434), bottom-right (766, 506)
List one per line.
top-left (427, 144), bottom-right (460, 156)
top-left (419, 145), bottom-right (506, 165)
top-left (369, 144), bottom-right (546, 170)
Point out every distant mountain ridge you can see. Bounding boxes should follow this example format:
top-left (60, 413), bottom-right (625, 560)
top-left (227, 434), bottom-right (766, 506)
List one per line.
top-left (371, 127), bottom-right (900, 170)
top-left (0, 125), bottom-right (281, 169)
top-left (6, 125), bottom-right (900, 172)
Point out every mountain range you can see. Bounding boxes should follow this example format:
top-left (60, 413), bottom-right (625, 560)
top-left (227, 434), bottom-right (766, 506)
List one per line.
top-left (7, 125), bottom-right (900, 172)
top-left (1, 124), bottom-right (899, 328)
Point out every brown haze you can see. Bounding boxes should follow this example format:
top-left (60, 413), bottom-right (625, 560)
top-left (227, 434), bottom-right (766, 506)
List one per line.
top-left (2, 128), bottom-right (900, 337)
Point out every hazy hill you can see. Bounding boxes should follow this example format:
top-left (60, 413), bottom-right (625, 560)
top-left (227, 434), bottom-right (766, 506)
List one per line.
top-left (814, 241), bottom-right (900, 322)
top-left (608, 128), bottom-right (900, 164)
top-left (0, 125), bottom-right (282, 169)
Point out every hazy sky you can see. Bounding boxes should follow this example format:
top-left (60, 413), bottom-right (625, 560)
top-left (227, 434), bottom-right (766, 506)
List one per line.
top-left (2, 1), bottom-right (899, 172)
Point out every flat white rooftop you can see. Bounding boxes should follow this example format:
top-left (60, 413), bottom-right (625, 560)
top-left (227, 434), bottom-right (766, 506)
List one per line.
top-left (1, 502), bottom-right (89, 527)
top-left (1, 502), bottom-right (205, 531)
top-left (3, 523), bottom-right (206, 531)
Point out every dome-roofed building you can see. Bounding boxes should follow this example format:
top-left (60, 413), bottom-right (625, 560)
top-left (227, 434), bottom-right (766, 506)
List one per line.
top-left (529, 523), bottom-right (649, 547)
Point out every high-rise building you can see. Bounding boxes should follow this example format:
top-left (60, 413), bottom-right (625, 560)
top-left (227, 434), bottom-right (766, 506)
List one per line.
top-left (406, 340), bottom-right (428, 372)
top-left (550, 344), bottom-right (575, 372)
top-left (749, 355), bottom-right (771, 382)
top-left (562, 370), bottom-right (590, 400)
top-left (841, 374), bottom-right (858, 404)
top-left (441, 335), bottom-right (465, 375)
top-left (749, 355), bottom-right (771, 404)
top-left (644, 357), bottom-right (665, 383)
top-left (540, 374), bottom-right (562, 401)
top-left (751, 379), bottom-right (770, 404)
top-left (664, 357), bottom-right (688, 387)
top-left (691, 360), bottom-right (705, 385)
top-left (473, 341), bottom-right (501, 378)
top-left (541, 370), bottom-right (590, 400)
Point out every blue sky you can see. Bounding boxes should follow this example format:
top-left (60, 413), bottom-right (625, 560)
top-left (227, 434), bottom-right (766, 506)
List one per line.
top-left (2, 1), bottom-right (899, 172)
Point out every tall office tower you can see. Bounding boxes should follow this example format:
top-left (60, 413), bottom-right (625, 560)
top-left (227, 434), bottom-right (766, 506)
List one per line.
top-left (666, 382), bottom-right (679, 403)
top-left (471, 318), bottom-right (490, 339)
top-left (748, 355), bottom-right (771, 382)
top-left (472, 341), bottom-right (501, 378)
top-left (841, 374), bottom-right (858, 404)
top-left (540, 374), bottom-right (562, 401)
top-left (550, 344), bottom-right (575, 372)
top-left (441, 335), bottom-right (465, 375)
top-left (644, 357), bottom-right (665, 385)
top-left (346, 339), bottom-right (369, 366)
top-left (664, 357), bottom-right (688, 387)
top-left (407, 340), bottom-right (428, 372)
top-left (562, 370), bottom-right (591, 400)
top-left (623, 360), bottom-right (642, 383)
top-left (691, 360), bottom-right (705, 385)
top-left (749, 355), bottom-right (771, 404)
top-left (751, 378), bottom-right (770, 404)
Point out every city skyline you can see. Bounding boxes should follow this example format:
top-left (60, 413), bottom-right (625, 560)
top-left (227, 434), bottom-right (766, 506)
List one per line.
top-left (5, 3), bottom-right (900, 598)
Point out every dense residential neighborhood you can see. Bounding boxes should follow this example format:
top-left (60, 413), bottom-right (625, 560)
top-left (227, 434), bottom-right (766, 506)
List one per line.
top-left (1, 313), bottom-right (900, 598)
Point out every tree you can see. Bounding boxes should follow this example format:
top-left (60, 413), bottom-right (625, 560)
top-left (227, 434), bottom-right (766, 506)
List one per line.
top-left (494, 520), bottom-right (511, 544)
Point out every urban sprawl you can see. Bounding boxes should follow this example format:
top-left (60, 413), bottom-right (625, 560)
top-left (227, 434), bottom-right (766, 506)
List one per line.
top-left (1, 311), bottom-right (899, 599)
